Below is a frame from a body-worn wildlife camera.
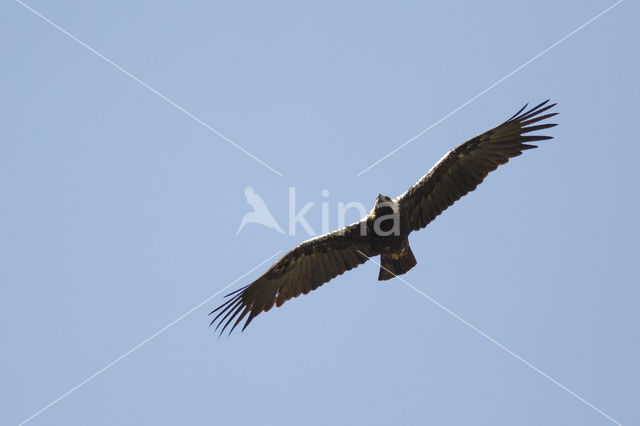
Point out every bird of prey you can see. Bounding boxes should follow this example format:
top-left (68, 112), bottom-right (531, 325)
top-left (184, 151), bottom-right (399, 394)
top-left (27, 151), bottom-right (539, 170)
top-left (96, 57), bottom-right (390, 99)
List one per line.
top-left (211, 100), bottom-right (558, 335)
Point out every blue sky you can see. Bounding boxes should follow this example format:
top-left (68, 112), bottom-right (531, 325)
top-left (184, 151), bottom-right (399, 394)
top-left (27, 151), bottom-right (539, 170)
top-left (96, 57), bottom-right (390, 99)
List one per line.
top-left (1, 1), bottom-right (638, 425)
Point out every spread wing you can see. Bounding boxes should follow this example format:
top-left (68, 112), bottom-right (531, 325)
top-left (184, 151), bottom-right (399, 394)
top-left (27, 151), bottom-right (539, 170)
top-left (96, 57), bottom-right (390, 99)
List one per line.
top-left (210, 220), bottom-right (377, 335)
top-left (398, 100), bottom-right (558, 232)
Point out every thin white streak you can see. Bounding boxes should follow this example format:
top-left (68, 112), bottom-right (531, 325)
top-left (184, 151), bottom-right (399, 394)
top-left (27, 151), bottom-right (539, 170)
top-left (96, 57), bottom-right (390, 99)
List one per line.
top-left (15, 0), bottom-right (284, 177)
top-left (356, 0), bottom-right (624, 176)
top-left (358, 251), bottom-right (622, 426)
top-left (18, 250), bottom-right (282, 426)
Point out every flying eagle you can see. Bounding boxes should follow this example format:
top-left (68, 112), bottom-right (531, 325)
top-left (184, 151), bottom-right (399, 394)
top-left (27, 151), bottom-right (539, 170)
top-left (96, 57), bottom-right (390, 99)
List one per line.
top-left (211, 100), bottom-right (558, 335)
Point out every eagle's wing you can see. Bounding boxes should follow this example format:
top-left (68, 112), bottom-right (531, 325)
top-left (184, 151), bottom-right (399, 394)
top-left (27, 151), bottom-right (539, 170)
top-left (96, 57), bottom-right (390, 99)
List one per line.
top-left (210, 220), bottom-right (377, 335)
top-left (397, 100), bottom-right (557, 232)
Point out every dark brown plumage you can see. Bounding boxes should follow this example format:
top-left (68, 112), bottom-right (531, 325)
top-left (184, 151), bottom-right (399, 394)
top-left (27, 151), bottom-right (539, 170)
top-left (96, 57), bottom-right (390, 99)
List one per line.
top-left (211, 100), bottom-right (558, 335)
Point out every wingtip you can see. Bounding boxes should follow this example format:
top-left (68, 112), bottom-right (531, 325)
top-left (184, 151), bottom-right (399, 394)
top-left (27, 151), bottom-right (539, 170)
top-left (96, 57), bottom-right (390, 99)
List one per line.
top-left (508, 103), bottom-right (529, 121)
top-left (509, 99), bottom-right (558, 123)
top-left (241, 313), bottom-right (257, 332)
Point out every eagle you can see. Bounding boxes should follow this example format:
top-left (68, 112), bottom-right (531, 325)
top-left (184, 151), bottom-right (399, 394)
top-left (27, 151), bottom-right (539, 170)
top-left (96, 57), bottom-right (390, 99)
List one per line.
top-left (211, 100), bottom-right (558, 335)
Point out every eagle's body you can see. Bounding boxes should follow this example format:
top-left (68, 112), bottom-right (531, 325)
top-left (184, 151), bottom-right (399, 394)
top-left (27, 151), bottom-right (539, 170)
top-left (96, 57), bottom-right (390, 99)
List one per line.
top-left (211, 100), bottom-right (558, 335)
top-left (366, 194), bottom-right (417, 280)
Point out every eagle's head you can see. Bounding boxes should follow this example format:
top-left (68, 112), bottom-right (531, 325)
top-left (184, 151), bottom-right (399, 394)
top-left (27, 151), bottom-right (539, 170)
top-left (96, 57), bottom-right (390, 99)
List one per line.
top-left (373, 193), bottom-right (400, 235)
top-left (374, 193), bottom-right (397, 215)
top-left (375, 193), bottom-right (393, 205)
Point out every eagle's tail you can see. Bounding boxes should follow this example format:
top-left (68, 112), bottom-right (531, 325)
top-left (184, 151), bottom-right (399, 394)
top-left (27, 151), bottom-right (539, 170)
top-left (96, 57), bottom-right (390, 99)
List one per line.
top-left (378, 245), bottom-right (417, 281)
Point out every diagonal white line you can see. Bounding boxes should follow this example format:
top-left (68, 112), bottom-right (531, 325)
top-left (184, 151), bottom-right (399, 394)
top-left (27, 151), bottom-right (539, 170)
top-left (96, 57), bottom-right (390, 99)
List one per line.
top-left (17, 250), bottom-right (283, 426)
top-left (357, 251), bottom-right (622, 426)
top-left (15, 0), bottom-right (284, 177)
top-left (356, 0), bottom-right (625, 176)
